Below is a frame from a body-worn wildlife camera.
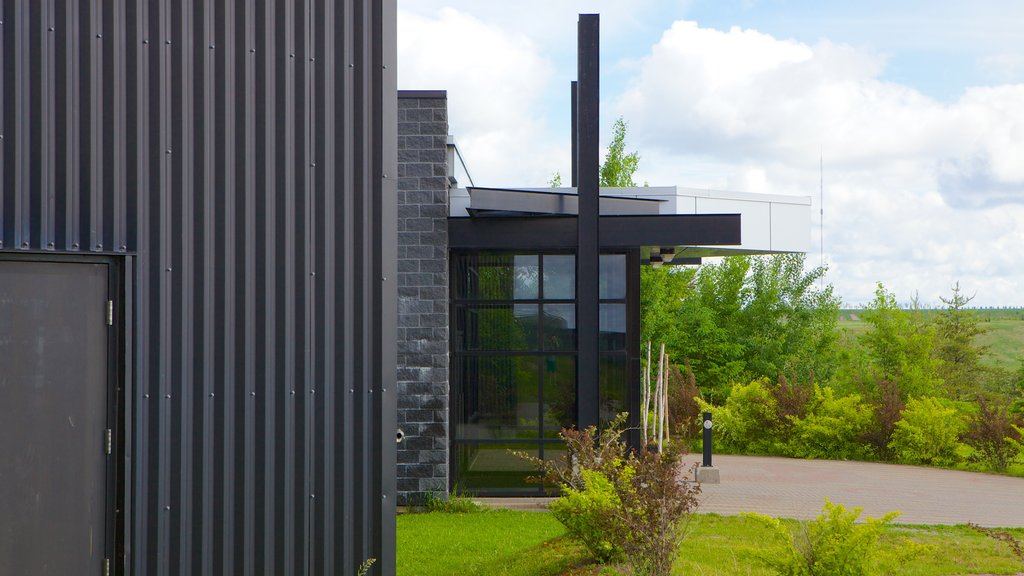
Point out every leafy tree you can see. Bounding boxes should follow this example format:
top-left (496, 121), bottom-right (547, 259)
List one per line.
top-left (934, 283), bottom-right (988, 399)
top-left (600, 117), bottom-right (640, 187)
top-left (858, 283), bottom-right (941, 399)
top-left (644, 254), bottom-right (840, 399)
top-left (786, 385), bottom-right (872, 460)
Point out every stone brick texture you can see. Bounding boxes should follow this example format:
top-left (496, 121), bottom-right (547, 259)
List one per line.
top-left (396, 93), bottom-right (450, 505)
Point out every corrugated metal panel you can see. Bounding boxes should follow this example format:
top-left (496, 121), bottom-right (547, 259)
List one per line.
top-left (0, 0), bottom-right (398, 574)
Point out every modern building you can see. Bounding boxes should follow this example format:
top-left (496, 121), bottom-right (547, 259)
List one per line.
top-left (396, 90), bottom-right (811, 503)
top-left (0, 2), bottom-right (397, 574)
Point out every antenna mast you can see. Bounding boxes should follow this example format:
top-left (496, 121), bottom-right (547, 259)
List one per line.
top-left (820, 150), bottom-right (824, 288)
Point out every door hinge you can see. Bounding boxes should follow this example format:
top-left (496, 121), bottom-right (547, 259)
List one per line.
top-left (104, 558), bottom-right (110, 576)
top-left (107, 300), bottom-right (114, 326)
top-left (105, 429), bottom-right (112, 455)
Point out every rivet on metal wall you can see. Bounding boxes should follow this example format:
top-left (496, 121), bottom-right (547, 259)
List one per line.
top-left (22, 241), bottom-right (29, 247)
top-left (166, 267), bottom-right (172, 272)
top-left (165, 506), bottom-right (171, 511)
top-left (49, 27), bottom-right (54, 32)
top-left (165, 394), bottom-right (171, 399)
top-left (209, 44), bottom-right (214, 49)
top-left (96, 243), bottom-right (102, 250)
top-left (142, 39), bottom-right (148, 44)
top-left (96, 34), bottom-right (102, 39)
top-left (209, 392), bottom-right (215, 397)
top-left (290, 53), bottom-right (294, 58)
top-left (165, 40), bottom-right (171, 45)
top-left (250, 391), bottom-right (256, 396)
top-left (290, 390), bottom-right (295, 395)
top-left (348, 63), bottom-right (354, 68)
top-left (144, 394), bottom-right (149, 399)
top-left (48, 242), bottom-right (55, 248)
top-left (166, 149), bottom-right (172, 154)
top-left (72, 242), bottom-right (79, 249)
top-left (120, 245), bottom-right (126, 251)
top-left (250, 48), bottom-right (255, 53)
top-left (309, 57), bottom-right (315, 62)
top-left (310, 389), bottom-right (315, 395)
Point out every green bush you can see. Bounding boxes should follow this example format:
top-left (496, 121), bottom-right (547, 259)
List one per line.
top-left (787, 386), bottom-right (872, 460)
top-left (549, 470), bottom-right (623, 563)
top-left (889, 397), bottom-right (967, 466)
top-left (698, 378), bottom-right (780, 453)
top-left (964, 398), bottom-right (1024, 472)
top-left (746, 499), bottom-right (914, 576)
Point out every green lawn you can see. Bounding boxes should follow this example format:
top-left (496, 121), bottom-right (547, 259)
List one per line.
top-left (397, 510), bottom-right (1024, 575)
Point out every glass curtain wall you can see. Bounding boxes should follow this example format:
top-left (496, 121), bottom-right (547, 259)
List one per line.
top-left (451, 251), bottom-right (628, 494)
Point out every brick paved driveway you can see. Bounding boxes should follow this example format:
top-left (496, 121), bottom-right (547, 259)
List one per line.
top-left (681, 454), bottom-right (1024, 528)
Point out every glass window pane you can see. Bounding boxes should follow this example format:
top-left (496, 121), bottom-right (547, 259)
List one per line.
top-left (454, 356), bottom-right (539, 440)
top-left (454, 443), bottom-right (542, 494)
top-left (599, 355), bottom-right (628, 428)
top-left (542, 304), bottom-right (576, 351)
top-left (512, 255), bottom-right (540, 300)
top-left (457, 304), bottom-right (538, 351)
top-left (543, 255), bottom-right (575, 299)
top-left (599, 303), bottom-right (627, 351)
top-left (599, 254), bottom-right (626, 299)
top-left (454, 253), bottom-right (538, 300)
top-left (543, 356), bottom-right (576, 438)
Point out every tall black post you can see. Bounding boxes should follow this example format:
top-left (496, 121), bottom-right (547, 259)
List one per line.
top-left (702, 412), bottom-right (713, 467)
top-left (576, 14), bottom-right (600, 431)
top-left (571, 80), bottom-right (578, 187)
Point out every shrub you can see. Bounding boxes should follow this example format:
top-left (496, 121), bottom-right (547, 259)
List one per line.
top-left (746, 499), bottom-right (910, 576)
top-left (604, 445), bottom-right (701, 576)
top-left (861, 378), bottom-right (905, 461)
top-left (889, 397), bottom-right (967, 466)
top-left (964, 398), bottom-right (1024, 472)
top-left (787, 386), bottom-right (872, 460)
top-left (550, 470), bottom-right (623, 563)
top-left (515, 413), bottom-right (701, 575)
top-left (666, 362), bottom-right (702, 440)
top-left (421, 487), bottom-right (486, 513)
top-left (698, 378), bottom-right (780, 453)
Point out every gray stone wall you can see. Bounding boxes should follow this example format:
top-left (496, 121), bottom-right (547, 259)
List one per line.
top-left (396, 91), bottom-right (450, 505)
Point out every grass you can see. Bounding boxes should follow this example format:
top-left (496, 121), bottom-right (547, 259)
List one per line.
top-left (398, 510), bottom-right (1024, 575)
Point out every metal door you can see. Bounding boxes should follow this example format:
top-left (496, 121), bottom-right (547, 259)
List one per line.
top-left (0, 260), bottom-right (113, 575)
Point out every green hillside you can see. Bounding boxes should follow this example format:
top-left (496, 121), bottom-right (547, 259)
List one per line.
top-left (838, 308), bottom-right (1024, 370)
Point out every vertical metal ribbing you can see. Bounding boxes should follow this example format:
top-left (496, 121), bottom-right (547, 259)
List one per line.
top-left (130, 0), bottom-right (150, 572)
top-left (338, 0), bottom-right (356, 570)
top-left (283, 0), bottom-right (297, 572)
top-left (88, 0), bottom-right (103, 251)
top-left (176, 0), bottom-right (196, 573)
top-left (0, 3), bottom-right (5, 247)
top-left (377, 0), bottom-right (399, 573)
top-left (316, 0), bottom-right (337, 572)
top-left (110, 0), bottom-right (127, 253)
top-left (200, 1), bottom-right (216, 573)
top-left (156, 0), bottom-right (173, 574)
top-left (13, 0), bottom-right (29, 249)
top-left (40, 0), bottom-right (56, 250)
top-left (219, 0), bottom-right (237, 572)
top-left (259, 0), bottom-right (278, 572)
top-left (242, 2), bottom-right (257, 575)
top-left (64, 0), bottom-right (81, 249)
top-left (302, 0), bottom-right (316, 573)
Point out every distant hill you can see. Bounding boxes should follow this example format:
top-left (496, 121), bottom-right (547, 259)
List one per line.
top-left (837, 308), bottom-right (1024, 370)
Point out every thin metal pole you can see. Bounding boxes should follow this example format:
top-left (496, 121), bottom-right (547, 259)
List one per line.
top-left (571, 81), bottom-right (578, 188)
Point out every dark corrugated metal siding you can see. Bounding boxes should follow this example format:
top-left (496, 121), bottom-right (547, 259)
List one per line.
top-left (0, 0), bottom-right (397, 574)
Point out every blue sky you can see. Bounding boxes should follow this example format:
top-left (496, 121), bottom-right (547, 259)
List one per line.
top-left (398, 1), bottom-right (1024, 307)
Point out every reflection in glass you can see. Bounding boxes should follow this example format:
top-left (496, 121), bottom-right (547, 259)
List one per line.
top-left (543, 255), bottom-right (575, 299)
top-left (455, 356), bottom-right (539, 440)
top-left (599, 355), bottom-right (627, 428)
top-left (455, 443), bottom-right (539, 494)
top-left (543, 356), bottom-right (577, 437)
top-left (599, 303), bottom-right (627, 351)
top-left (542, 304), bottom-right (576, 351)
top-left (458, 304), bottom-right (539, 351)
top-left (599, 254), bottom-right (626, 299)
top-left (454, 253), bottom-right (538, 300)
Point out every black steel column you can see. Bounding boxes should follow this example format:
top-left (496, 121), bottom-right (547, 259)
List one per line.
top-left (576, 14), bottom-right (600, 431)
top-left (702, 412), bottom-right (713, 467)
top-left (570, 80), bottom-right (578, 188)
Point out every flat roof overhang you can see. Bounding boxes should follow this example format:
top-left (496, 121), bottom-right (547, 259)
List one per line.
top-left (448, 213), bottom-right (741, 251)
top-left (449, 185), bottom-right (811, 261)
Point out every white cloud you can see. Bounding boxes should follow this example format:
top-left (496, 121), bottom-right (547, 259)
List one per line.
top-left (398, 8), bottom-right (566, 185)
top-left (614, 21), bottom-right (1024, 305)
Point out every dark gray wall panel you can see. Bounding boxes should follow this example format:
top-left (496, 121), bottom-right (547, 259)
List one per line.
top-left (0, 1), bottom-right (397, 574)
